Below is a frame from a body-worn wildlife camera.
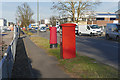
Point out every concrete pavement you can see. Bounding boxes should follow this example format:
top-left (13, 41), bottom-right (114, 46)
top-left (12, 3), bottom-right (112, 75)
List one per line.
top-left (24, 36), bottom-right (69, 78)
top-left (12, 35), bottom-right (69, 78)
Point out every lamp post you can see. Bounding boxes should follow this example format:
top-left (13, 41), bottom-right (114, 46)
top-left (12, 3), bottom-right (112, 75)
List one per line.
top-left (37, 0), bottom-right (39, 35)
top-left (16, 18), bottom-right (17, 26)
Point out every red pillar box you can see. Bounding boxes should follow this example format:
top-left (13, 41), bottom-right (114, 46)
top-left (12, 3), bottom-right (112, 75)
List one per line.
top-left (49, 27), bottom-right (57, 48)
top-left (23, 27), bottom-right (26, 31)
top-left (60, 23), bottom-right (76, 59)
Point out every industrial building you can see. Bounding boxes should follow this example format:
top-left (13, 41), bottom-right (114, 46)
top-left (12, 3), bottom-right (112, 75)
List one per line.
top-left (59, 12), bottom-right (117, 26)
top-left (0, 18), bottom-right (7, 26)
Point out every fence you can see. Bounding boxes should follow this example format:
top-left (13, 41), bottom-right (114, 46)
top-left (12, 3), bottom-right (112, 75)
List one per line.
top-left (0, 26), bottom-right (19, 79)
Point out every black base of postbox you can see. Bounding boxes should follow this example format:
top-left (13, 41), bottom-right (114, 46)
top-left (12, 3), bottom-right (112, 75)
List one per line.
top-left (50, 44), bottom-right (58, 48)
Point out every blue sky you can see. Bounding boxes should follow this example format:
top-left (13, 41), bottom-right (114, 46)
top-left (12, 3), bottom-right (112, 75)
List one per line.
top-left (1, 2), bottom-right (119, 23)
top-left (2, 2), bottom-right (57, 23)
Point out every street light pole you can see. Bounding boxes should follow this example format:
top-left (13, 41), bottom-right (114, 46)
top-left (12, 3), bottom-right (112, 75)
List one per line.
top-left (37, 0), bottom-right (39, 35)
top-left (16, 18), bottom-right (17, 26)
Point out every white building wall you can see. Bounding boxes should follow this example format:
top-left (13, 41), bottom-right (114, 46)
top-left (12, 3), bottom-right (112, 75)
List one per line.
top-left (77, 12), bottom-right (116, 19)
top-left (0, 18), bottom-right (7, 26)
top-left (96, 15), bottom-right (116, 18)
top-left (0, 19), bottom-right (4, 26)
top-left (44, 19), bottom-right (50, 24)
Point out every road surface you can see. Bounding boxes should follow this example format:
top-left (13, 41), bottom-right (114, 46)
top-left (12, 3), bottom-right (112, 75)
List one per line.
top-left (76, 36), bottom-right (119, 69)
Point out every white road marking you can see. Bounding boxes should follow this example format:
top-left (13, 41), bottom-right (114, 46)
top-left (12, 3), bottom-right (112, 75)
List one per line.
top-left (113, 46), bottom-right (118, 48)
top-left (102, 43), bottom-right (118, 48)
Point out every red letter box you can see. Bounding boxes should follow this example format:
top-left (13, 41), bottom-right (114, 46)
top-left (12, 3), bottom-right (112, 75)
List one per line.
top-left (49, 27), bottom-right (57, 48)
top-left (60, 23), bottom-right (76, 59)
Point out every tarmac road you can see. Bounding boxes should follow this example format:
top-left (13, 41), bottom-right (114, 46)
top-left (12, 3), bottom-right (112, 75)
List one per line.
top-left (76, 36), bottom-right (119, 69)
top-left (30, 30), bottom-right (119, 69)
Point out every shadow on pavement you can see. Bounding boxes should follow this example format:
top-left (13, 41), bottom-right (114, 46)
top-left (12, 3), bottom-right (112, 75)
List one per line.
top-left (11, 36), bottom-right (42, 79)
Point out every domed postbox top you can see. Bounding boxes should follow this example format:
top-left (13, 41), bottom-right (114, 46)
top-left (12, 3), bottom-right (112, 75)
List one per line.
top-left (60, 23), bottom-right (76, 27)
top-left (49, 26), bottom-right (56, 30)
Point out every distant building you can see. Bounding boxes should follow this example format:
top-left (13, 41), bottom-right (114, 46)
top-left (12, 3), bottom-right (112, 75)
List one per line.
top-left (59, 12), bottom-right (117, 26)
top-left (59, 16), bottom-right (72, 23)
top-left (116, 10), bottom-right (120, 23)
top-left (87, 12), bottom-right (117, 26)
top-left (40, 19), bottom-right (50, 24)
top-left (115, 1), bottom-right (120, 23)
top-left (31, 23), bottom-right (38, 27)
top-left (0, 18), bottom-right (7, 26)
top-left (8, 22), bottom-right (14, 27)
top-left (41, 19), bottom-right (45, 24)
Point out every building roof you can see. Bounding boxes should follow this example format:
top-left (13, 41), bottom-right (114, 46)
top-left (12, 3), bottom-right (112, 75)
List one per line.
top-left (0, 18), bottom-right (7, 20)
top-left (59, 12), bottom-right (117, 19)
top-left (84, 12), bottom-right (116, 18)
top-left (96, 13), bottom-right (116, 16)
top-left (115, 9), bottom-right (120, 14)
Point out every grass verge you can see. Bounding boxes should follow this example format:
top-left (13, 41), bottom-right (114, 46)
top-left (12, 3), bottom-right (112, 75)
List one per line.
top-left (23, 30), bottom-right (34, 36)
top-left (30, 36), bottom-right (118, 78)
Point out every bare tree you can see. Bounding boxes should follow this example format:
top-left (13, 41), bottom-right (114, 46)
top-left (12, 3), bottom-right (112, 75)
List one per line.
top-left (52, 0), bottom-right (100, 23)
top-left (50, 16), bottom-right (57, 26)
top-left (16, 3), bottom-right (34, 27)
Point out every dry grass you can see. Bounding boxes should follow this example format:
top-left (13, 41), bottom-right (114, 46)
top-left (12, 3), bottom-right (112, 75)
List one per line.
top-left (23, 30), bottom-right (34, 36)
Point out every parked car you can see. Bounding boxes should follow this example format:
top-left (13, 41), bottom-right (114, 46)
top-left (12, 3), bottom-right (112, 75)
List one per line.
top-left (35, 27), bottom-right (38, 31)
top-left (39, 27), bottom-right (46, 32)
top-left (105, 23), bottom-right (120, 41)
top-left (71, 23), bottom-right (78, 35)
top-left (3, 28), bottom-right (8, 32)
top-left (75, 25), bottom-right (78, 35)
top-left (56, 26), bottom-right (60, 32)
top-left (78, 24), bottom-right (102, 36)
top-left (39, 24), bottom-right (46, 28)
top-left (59, 23), bottom-right (78, 35)
top-left (6, 27), bottom-right (11, 31)
top-left (0, 29), bottom-right (5, 33)
top-left (99, 26), bottom-right (105, 34)
top-left (31, 27), bottom-right (34, 30)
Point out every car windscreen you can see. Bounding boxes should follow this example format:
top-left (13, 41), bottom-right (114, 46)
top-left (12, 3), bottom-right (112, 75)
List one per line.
top-left (41, 27), bottom-right (46, 29)
top-left (90, 25), bottom-right (100, 29)
top-left (76, 25), bottom-right (78, 28)
top-left (116, 24), bottom-right (120, 30)
top-left (57, 26), bottom-right (60, 28)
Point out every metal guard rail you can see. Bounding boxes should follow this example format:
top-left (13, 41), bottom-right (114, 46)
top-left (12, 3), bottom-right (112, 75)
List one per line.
top-left (0, 26), bottom-right (19, 79)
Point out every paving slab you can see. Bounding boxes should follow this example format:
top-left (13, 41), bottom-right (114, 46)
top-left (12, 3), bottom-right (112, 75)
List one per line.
top-left (24, 36), bottom-right (70, 78)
